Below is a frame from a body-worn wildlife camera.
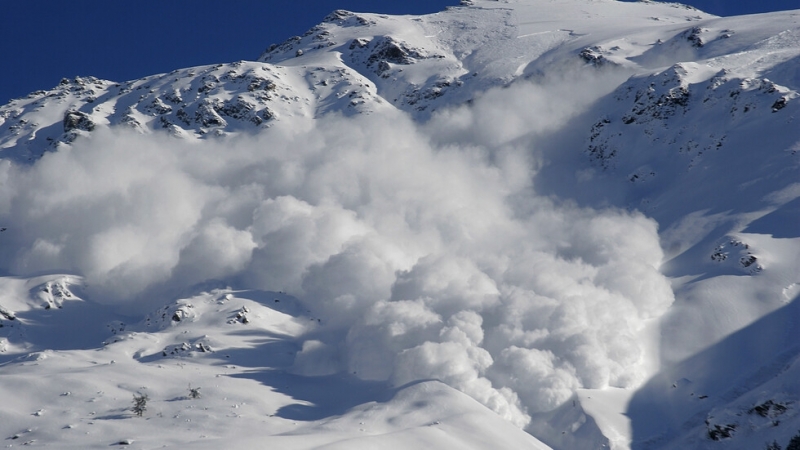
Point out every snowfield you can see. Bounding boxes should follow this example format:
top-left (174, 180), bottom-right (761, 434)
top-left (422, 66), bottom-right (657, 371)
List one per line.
top-left (1, 1), bottom-right (799, 449)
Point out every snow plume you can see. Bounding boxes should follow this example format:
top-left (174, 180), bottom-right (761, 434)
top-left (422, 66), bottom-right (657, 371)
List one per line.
top-left (0, 75), bottom-right (673, 426)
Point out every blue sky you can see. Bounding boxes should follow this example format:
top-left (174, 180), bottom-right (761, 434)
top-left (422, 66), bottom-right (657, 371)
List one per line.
top-left (1, 0), bottom-right (797, 104)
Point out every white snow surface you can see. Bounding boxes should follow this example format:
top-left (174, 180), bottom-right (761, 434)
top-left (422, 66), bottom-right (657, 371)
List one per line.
top-left (1, 1), bottom-right (799, 449)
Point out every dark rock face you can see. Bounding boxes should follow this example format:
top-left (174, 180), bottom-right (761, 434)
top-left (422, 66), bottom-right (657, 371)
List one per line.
top-left (579, 46), bottom-right (616, 68)
top-left (772, 97), bottom-right (788, 112)
top-left (367, 36), bottom-right (426, 66)
top-left (685, 26), bottom-right (706, 48)
top-left (63, 111), bottom-right (95, 132)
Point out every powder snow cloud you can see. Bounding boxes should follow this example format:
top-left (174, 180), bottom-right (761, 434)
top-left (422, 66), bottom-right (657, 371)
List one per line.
top-left (0, 72), bottom-right (674, 427)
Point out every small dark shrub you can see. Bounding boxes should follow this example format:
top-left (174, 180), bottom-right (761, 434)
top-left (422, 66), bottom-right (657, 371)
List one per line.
top-left (188, 385), bottom-right (201, 399)
top-left (787, 431), bottom-right (800, 450)
top-left (132, 393), bottom-right (148, 417)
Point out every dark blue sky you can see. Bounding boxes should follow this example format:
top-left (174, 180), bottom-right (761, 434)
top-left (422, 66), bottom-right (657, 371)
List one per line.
top-left (1, 0), bottom-right (797, 104)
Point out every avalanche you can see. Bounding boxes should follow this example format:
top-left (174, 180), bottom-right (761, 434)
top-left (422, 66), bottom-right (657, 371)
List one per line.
top-left (1, 1), bottom-right (799, 449)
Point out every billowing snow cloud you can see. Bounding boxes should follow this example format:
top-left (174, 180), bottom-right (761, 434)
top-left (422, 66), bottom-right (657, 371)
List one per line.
top-left (0, 73), bottom-right (673, 426)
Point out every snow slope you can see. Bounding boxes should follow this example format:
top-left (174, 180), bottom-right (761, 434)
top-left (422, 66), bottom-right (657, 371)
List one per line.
top-left (1, 1), bottom-right (799, 449)
top-left (0, 280), bottom-right (549, 449)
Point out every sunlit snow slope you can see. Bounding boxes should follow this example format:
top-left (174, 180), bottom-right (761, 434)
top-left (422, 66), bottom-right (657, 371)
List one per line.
top-left (1, 1), bottom-right (799, 449)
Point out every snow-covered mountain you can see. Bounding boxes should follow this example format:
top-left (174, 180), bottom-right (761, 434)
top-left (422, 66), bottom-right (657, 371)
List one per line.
top-left (1, 1), bottom-right (799, 449)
